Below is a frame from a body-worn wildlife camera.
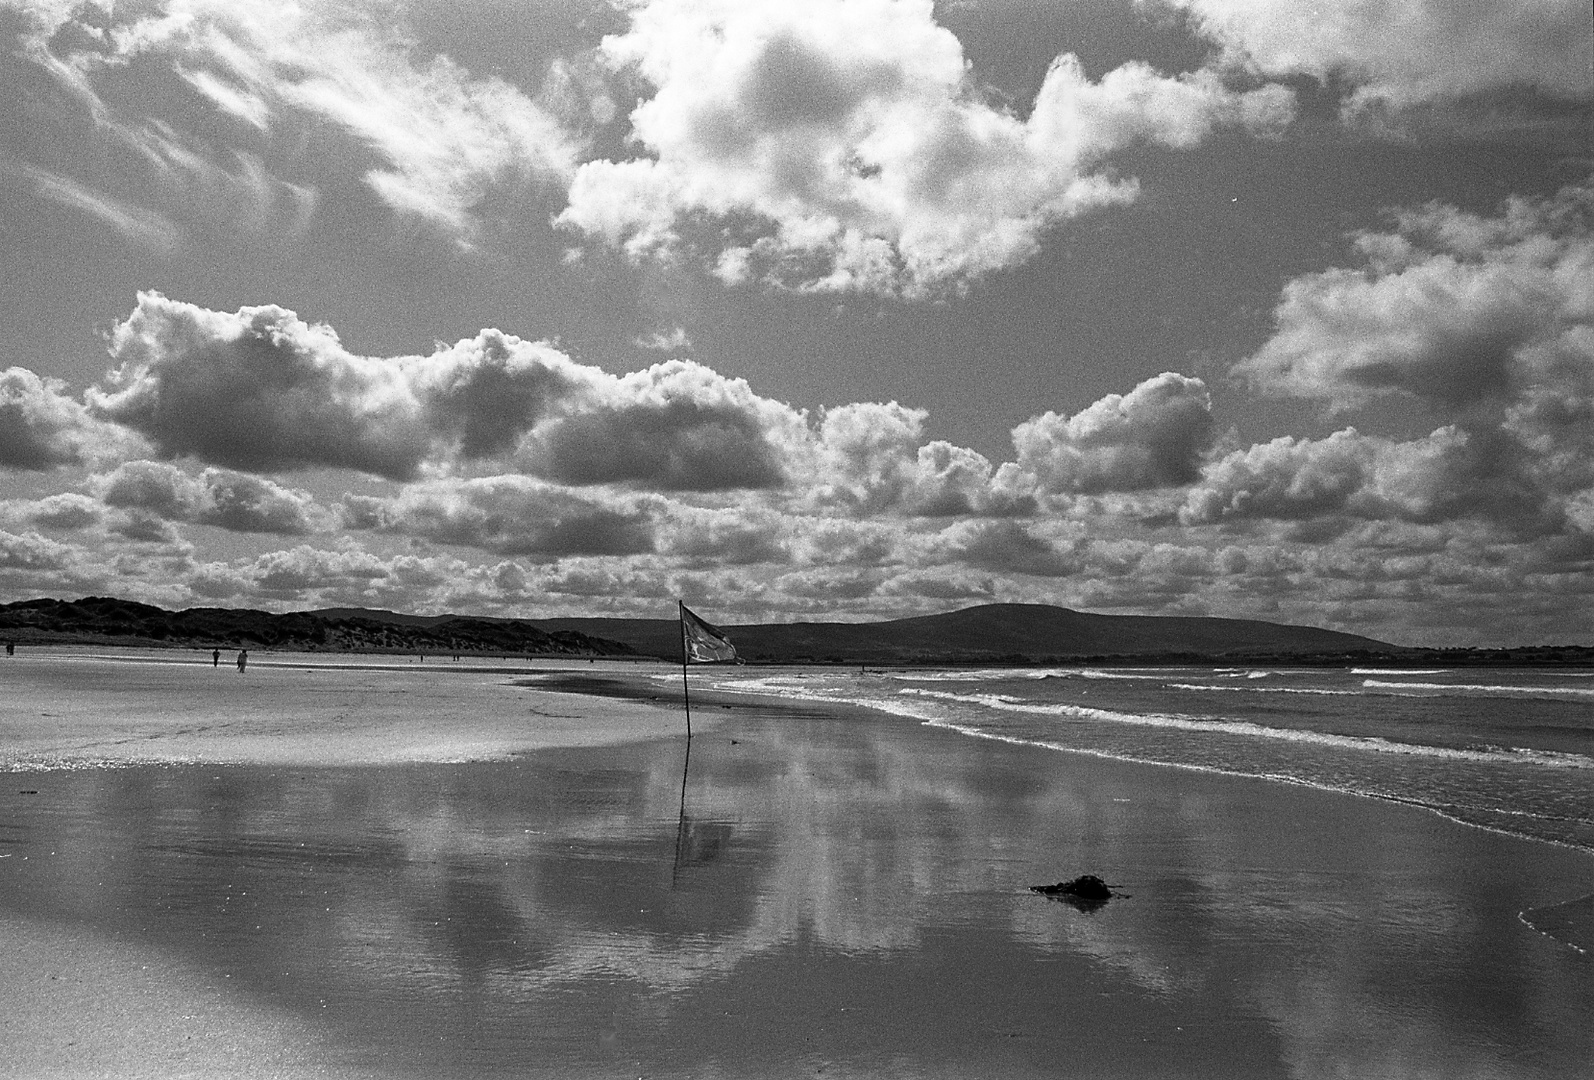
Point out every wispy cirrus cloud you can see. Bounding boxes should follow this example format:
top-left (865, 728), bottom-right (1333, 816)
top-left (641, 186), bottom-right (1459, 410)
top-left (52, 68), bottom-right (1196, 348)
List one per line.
top-left (6, 0), bottom-right (579, 241)
top-left (13, 164), bottom-right (183, 252)
top-left (636, 327), bottom-right (691, 352)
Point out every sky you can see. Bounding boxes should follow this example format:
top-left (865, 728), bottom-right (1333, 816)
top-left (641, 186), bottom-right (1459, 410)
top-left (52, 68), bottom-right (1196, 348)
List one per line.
top-left (0, 0), bottom-right (1590, 646)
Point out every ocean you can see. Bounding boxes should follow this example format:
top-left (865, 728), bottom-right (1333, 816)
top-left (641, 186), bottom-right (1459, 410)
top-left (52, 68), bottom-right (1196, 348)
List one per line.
top-left (686, 664), bottom-right (1594, 854)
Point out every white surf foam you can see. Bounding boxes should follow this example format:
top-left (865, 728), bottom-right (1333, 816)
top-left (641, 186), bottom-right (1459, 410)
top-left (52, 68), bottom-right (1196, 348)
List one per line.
top-left (1169, 683), bottom-right (1360, 696)
top-left (1362, 680), bottom-right (1594, 698)
top-left (898, 687), bottom-right (1594, 770)
top-left (875, 668), bottom-right (1080, 682)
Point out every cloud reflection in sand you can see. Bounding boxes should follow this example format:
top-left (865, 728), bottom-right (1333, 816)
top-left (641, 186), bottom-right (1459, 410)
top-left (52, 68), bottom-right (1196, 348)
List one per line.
top-left (4, 697), bottom-right (1591, 1077)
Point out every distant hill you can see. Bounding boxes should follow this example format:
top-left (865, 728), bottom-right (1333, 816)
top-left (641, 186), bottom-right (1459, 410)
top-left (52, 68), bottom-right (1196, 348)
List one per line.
top-left (7, 598), bottom-right (1588, 666)
top-left (527, 603), bottom-right (1399, 663)
top-left (0, 597), bottom-right (634, 657)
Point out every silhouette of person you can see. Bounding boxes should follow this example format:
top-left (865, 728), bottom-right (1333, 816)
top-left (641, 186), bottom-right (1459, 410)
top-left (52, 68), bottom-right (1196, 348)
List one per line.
top-left (212, 648), bottom-right (220, 667)
top-left (237, 649), bottom-right (248, 673)
top-left (5, 641), bottom-right (13, 657)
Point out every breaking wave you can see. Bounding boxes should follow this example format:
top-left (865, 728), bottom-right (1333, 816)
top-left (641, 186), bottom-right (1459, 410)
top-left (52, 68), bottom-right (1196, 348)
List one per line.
top-left (896, 688), bottom-right (1594, 770)
top-left (1362, 680), bottom-right (1594, 698)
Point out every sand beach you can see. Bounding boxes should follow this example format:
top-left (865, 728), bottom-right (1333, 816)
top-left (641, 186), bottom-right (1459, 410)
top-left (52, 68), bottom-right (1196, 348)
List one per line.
top-left (2, 648), bottom-right (1590, 1078)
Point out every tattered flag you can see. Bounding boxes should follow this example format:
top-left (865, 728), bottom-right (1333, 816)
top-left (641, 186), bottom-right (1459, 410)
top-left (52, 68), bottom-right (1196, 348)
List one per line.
top-left (680, 602), bottom-right (738, 663)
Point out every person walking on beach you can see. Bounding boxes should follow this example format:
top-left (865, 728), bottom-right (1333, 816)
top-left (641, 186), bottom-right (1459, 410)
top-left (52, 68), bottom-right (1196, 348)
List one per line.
top-left (5, 641), bottom-right (13, 657)
top-left (237, 649), bottom-right (248, 673)
top-left (212, 648), bottom-right (220, 667)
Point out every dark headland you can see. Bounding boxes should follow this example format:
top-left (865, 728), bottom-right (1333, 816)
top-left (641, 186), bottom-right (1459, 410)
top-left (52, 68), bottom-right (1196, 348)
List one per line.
top-left (2, 596), bottom-right (1589, 666)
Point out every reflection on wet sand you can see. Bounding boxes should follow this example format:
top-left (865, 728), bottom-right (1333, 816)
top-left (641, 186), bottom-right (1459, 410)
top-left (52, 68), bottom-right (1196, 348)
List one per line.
top-left (3, 696), bottom-right (1591, 1078)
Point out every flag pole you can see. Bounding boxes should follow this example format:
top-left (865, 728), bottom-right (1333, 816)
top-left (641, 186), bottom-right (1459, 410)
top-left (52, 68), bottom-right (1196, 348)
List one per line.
top-left (678, 600), bottom-right (692, 740)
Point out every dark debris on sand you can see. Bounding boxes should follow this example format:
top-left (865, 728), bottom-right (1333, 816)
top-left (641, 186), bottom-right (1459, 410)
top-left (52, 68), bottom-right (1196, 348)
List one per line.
top-left (1031, 874), bottom-right (1120, 913)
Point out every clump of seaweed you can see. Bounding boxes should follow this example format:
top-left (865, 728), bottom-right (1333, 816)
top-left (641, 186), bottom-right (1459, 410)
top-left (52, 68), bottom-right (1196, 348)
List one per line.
top-left (1030, 874), bottom-right (1120, 912)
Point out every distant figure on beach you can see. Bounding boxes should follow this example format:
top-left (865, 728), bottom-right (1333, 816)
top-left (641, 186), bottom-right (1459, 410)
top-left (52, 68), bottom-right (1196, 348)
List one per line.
top-left (212, 648), bottom-right (220, 667)
top-left (5, 641), bottom-right (13, 657)
top-left (237, 649), bottom-right (248, 673)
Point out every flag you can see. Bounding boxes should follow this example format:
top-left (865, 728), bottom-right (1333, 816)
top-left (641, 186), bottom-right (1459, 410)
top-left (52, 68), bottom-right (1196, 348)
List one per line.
top-left (680, 602), bottom-right (738, 663)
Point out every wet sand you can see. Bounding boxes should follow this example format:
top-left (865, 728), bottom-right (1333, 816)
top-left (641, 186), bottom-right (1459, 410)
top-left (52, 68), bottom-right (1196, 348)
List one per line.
top-left (2, 651), bottom-right (1591, 1078)
top-left (0, 649), bottom-right (701, 769)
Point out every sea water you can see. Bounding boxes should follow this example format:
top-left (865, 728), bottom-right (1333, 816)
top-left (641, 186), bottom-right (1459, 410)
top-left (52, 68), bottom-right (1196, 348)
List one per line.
top-left (684, 665), bottom-right (1594, 853)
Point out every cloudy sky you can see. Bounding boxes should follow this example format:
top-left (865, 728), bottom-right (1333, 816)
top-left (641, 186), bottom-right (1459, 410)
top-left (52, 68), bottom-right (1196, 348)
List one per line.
top-left (1, 0), bottom-right (1590, 645)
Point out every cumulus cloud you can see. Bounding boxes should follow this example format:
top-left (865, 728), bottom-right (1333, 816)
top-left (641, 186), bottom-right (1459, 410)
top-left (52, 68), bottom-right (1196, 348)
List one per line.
top-left (242, 545), bottom-right (394, 599)
top-left (812, 401), bottom-right (1032, 515)
top-left (783, 517), bottom-right (902, 569)
top-left (89, 294), bottom-right (438, 478)
top-left (877, 569), bottom-right (996, 603)
top-left (85, 293), bottom-right (813, 490)
top-left (93, 460), bottom-right (326, 535)
top-left (1012, 372), bottom-right (1216, 494)
top-left (2, 367), bottom-right (109, 469)
top-left (82, 295), bottom-right (1053, 509)
top-left (417, 331), bottom-right (593, 461)
top-left (520, 360), bottom-right (802, 490)
top-left (936, 520), bottom-right (1079, 578)
top-left (558, 0), bottom-right (1293, 296)
top-left (768, 566), bottom-right (882, 604)
top-left (536, 562), bottom-right (676, 602)
top-left (1228, 183), bottom-right (1594, 533)
top-left (0, 528), bottom-right (79, 571)
top-left (112, 509), bottom-right (184, 545)
top-left (179, 545), bottom-right (482, 605)
top-left (1179, 425), bottom-right (1552, 529)
top-left (0, 493), bottom-right (102, 531)
top-left (343, 476), bottom-right (657, 558)
top-left (1159, 0), bottom-right (1593, 112)
top-left (657, 505), bottom-right (785, 565)
top-left (1236, 185), bottom-right (1593, 413)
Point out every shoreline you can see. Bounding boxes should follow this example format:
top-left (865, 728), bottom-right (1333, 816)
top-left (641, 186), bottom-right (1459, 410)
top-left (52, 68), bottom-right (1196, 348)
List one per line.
top-left (6, 635), bottom-right (1594, 669)
top-left (8, 649), bottom-right (1592, 870)
top-left (557, 668), bottom-right (1594, 864)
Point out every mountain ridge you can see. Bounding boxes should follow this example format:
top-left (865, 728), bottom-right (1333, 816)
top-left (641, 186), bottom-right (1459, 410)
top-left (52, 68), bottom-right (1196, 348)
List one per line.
top-left (528, 602), bottom-right (1398, 663)
top-left (5, 597), bottom-right (1590, 666)
top-left (0, 597), bottom-right (634, 657)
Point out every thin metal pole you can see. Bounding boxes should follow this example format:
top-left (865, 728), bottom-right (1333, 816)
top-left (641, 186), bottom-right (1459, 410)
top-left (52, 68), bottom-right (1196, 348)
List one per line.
top-left (679, 602), bottom-right (692, 740)
top-left (681, 660), bottom-right (692, 739)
